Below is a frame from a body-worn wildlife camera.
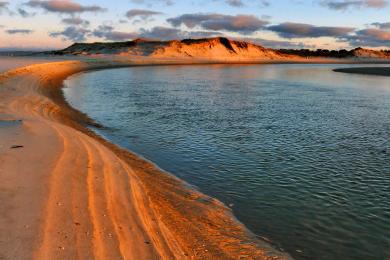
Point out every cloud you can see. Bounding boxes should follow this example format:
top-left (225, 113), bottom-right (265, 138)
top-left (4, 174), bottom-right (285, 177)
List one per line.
top-left (24, 0), bottom-right (106, 14)
top-left (259, 0), bottom-right (271, 7)
top-left (222, 0), bottom-right (269, 7)
top-left (18, 8), bottom-right (35, 17)
top-left (6, 29), bottom-right (34, 34)
top-left (61, 17), bottom-right (90, 26)
top-left (341, 28), bottom-right (390, 46)
top-left (239, 37), bottom-right (316, 49)
top-left (0, 1), bottom-right (8, 8)
top-left (49, 23), bottom-right (222, 43)
top-left (371, 22), bottom-right (390, 29)
top-left (139, 26), bottom-right (222, 40)
top-left (139, 26), bottom-right (180, 39)
top-left (226, 0), bottom-right (244, 7)
top-left (320, 0), bottom-right (388, 10)
top-left (0, 1), bottom-right (11, 14)
top-left (92, 25), bottom-right (138, 41)
top-left (167, 13), bottom-right (269, 34)
top-left (359, 28), bottom-right (390, 40)
top-left (50, 26), bottom-right (90, 41)
top-left (126, 9), bottom-right (162, 20)
top-left (0, 1), bottom-right (8, 9)
top-left (267, 22), bottom-right (355, 38)
top-left (183, 30), bottom-right (223, 38)
top-left (259, 0), bottom-right (270, 7)
top-left (130, 0), bottom-right (174, 6)
top-left (52, 24), bottom-right (131, 42)
top-left (91, 24), bottom-right (223, 42)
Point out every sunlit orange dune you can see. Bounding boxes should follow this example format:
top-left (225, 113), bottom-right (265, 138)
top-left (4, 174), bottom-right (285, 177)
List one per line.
top-left (51, 37), bottom-right (390, 62)
top-left (0, 60), bottom-right (293, 259)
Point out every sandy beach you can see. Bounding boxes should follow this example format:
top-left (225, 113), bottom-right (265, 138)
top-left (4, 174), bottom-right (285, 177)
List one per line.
top-left (0, 59), bottom-right (294, 259)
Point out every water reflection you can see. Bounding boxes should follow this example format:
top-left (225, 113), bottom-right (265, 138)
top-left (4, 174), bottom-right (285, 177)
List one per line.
top-left (64, 64), bottom-right (390, 260)
top-left (0, 56), bottom-right (62, 73)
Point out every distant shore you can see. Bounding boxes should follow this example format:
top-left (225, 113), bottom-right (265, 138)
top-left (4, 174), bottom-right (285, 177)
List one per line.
top-left (0, 58), bottom-right (294, 259)
top-left (334, 67), bottom-right (390, 76)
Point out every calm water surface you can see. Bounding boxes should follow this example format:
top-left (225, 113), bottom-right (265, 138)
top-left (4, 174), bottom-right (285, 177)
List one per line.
top-left (64, 64), bottom-right (390, 260)
top-left (0, 56), bottom-right (63, 73)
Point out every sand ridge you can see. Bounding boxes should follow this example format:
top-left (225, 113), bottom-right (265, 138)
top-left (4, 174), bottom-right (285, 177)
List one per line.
top-left (0, 60), bottom-right (292, 259)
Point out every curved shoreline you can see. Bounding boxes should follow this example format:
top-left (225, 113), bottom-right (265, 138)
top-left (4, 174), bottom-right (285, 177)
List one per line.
top-left (0, 60), bottom-right (291, 259)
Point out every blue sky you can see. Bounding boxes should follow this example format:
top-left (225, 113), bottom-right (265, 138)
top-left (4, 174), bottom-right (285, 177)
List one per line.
top-left (0, 0), bottom-right (390, 50)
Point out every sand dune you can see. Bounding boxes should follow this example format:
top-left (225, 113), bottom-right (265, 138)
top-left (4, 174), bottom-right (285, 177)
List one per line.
top-left (53, 37), bottom-right (291, 61)
top-left (150, 38), bottom-right (286, 59)
top-left (51, 37), bottom-right (390, 62)
top-left (0, 60), bottom-right (291, 259)
top-left (351, 48), bottom-right (390, 59)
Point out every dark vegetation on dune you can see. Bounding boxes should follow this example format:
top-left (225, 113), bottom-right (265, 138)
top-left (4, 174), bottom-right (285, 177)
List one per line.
top-left (279, 48), bottom-right (353, 58)
top-left (279, 47), bottom-right (390, 58)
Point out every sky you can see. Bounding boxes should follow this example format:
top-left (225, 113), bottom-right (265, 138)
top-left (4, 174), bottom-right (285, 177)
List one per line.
top-left (0, 0), bottom-right (390, 50)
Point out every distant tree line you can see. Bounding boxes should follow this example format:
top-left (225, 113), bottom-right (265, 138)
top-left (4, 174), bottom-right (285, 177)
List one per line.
top-left (278, 47), bottom-right (390, 58)
top-left (278, 48), bottom-right (354, 58)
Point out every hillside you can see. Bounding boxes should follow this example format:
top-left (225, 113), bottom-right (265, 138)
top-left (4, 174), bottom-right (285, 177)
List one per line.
top-left (351, 47), bottom-right (390, 59)
top-left (50, 37), bottom-right (390, 61)
top-left (51, 37), bottom-right (289, 60)
top-left (151, 38), bottom-right (286, 59)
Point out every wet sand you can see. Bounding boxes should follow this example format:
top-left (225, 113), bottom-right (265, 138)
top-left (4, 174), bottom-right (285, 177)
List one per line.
top-left (334, 67), bottom-right (390, 76)
top-left (0, 59), bottom-right (292, 259)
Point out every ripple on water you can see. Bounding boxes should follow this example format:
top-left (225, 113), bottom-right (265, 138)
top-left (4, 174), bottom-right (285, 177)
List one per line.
top-left (64, 64), bottom-right (390, 260)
